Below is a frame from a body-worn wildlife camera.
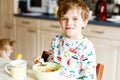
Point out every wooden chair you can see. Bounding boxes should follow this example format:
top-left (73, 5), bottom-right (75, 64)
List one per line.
top-left (41, 51), bottom-right (104, 80)
top-left (96, 63), bottom-right (104, 80)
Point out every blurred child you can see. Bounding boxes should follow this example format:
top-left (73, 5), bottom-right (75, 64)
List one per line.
top-left (0, 38), bottom-right (15, 68)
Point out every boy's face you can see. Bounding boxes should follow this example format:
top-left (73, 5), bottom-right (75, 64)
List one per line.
top-left (0, 45), bottom-right (13, 58)
top-left (60, 8), bottom-right (88, 39)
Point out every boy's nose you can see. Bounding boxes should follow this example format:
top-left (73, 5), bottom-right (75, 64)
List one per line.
top-left (66, 19), bottom-right (73, 26)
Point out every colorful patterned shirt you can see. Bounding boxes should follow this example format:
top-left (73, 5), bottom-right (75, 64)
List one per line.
top-left (48, 34), bottom-right (96, 80)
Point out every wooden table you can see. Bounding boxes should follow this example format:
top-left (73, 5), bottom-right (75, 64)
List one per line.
top-left (0, 69), bottom-right (36, 80)
top-left (0, 68), bottom-right (72, 80)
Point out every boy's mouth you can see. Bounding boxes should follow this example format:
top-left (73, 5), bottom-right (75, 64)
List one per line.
top-left (66, 27), bottom-right (74, 29)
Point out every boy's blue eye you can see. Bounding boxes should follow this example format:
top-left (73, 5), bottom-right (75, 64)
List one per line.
top-left (61, 18), bottom-right (79, 21)
top-left (73, 18), bottom-right (78, 20)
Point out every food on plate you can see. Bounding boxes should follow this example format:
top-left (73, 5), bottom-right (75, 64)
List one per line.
top-left (34, 66), bottom-right (59, 72)
top-left (32, 62), bottom-right (61, 80)
top-left (33, 62), bottom-right (60, 72)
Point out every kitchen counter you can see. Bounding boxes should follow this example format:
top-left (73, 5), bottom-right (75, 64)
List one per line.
top-left (14, 13), bottom-right (120, 27)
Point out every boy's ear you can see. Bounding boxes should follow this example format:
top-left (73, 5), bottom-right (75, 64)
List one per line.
top-left (82, 19), bottom-right (89, 28)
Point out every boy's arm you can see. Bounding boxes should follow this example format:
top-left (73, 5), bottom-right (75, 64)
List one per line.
top-left (47, 38), bottom-right (55, 62)
top-left (78, 42), bottom-right (96, 80)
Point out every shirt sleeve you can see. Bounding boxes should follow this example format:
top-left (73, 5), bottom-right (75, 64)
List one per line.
top-left (48, 35), bottom-right (63, 62)
top-left (78, 42), bottom-right (96, 80)
top-left (47, 37), bottom-right (55, 62)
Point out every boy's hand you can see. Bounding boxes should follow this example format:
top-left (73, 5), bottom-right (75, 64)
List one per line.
top-left (34, 57), bottom-right (43, 64)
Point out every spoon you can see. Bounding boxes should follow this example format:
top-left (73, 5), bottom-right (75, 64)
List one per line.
top-left (38, 58), bottom-right (47, 66)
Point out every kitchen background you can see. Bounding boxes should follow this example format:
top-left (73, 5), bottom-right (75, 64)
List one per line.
top-left (0, 0), bottom-right (120, 80)
top-left (15, 0), bottom-right (120, 17)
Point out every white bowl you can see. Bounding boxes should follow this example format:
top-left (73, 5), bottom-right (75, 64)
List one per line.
top-left (32, 62), bottom-right (61, 80)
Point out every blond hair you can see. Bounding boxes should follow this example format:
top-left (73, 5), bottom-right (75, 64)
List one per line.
top-left (57, 0), bottom-right (89, 21)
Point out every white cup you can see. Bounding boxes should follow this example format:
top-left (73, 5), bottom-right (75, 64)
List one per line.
top-left (5, 60), bottom-right (27, 79)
